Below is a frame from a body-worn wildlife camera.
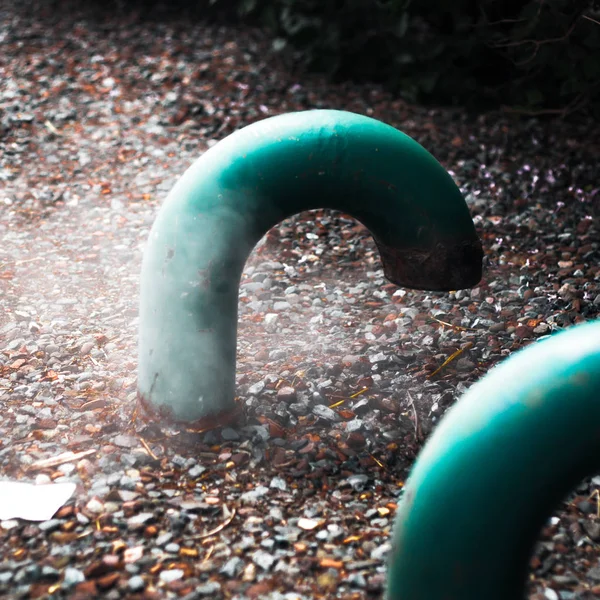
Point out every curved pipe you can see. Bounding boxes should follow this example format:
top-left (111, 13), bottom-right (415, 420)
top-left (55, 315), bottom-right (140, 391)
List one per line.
top-left (138, 110), bottom-right (482, 424)
top-left (387, 319), bottom-right (600, 600)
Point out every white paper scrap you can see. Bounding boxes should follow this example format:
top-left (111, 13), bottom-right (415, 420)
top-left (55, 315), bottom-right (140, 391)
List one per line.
top-left (0, 481), bottom-right (76, 522)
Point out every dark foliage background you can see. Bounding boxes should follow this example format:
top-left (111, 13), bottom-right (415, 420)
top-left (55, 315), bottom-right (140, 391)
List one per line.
top-left (48, 0), bottom-right (600, 116)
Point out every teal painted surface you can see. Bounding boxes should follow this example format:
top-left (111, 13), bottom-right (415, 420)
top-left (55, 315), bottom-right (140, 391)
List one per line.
top-left (387, 320), bottom-right (600, 600)
top-left (138, 110), bottom-right (482, 423)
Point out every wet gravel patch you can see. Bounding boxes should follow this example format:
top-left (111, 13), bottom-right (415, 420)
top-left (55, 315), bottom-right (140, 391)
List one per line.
top-left (1, 1), bottom-right (600, 599)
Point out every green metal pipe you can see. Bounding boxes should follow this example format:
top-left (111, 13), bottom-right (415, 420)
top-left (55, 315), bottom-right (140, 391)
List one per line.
top-left (138, 110), bottom-right (482, 425)
top-left (387, 319), bottom-right (600, 600)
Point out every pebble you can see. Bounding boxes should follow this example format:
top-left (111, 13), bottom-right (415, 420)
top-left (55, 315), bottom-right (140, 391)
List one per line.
top-left (195, 581), bottom-right (222, 595)
top-left (220, 557), bottom-right (244, 578)
top-left (312, 404), bottom-right (339, 421)
top-left (241, 486), bottom-right (269, 503)
top-left (113, 434), bottom-right (138, 448)
top-left (62, 568), bottom-right (85, 587)
top-left (455, 358), bottom-right (476, 371)
top-left (221, 427), bottom-right (240, 441)
top-left (38, 519), bottom-right (62, 532)
top-left (270, 476), bottom-right (287, 491)
top-left (587, 565), bottom-right (600, 582)
top-left (252, 550), bottom-right (276, 570)
top-left (188, 465), bottom-right (207, 478)
top-left (276, 386), bottom-right (297, 403)
top-left (0, 572), bottom-right (12, 584)
top-left (127, 512), bottom-right (154, 528)
top-left (80, 341), bottom-right (94, 355)
top-left (159, 568), bottom-right (184, 583)
top-left (345, 474), bottom-right (369, 491)
top-left (248, 381), bottom-right (265, 395)
top-left (128, 575), bottom-right (146, 592)
top-left (85, 498), bottom-right (104, 514)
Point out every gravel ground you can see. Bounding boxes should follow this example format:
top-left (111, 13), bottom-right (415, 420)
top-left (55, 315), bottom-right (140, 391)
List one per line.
top-left (1, 2), bottom-right (599, 599)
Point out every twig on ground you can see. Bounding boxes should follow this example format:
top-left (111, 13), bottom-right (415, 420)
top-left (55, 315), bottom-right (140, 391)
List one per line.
top-left (407, 391), bottom-right (423, 442)
top-left (192, 506), bottom-right (236, 539)
top-left (428, 342), bottom-right (474, 379)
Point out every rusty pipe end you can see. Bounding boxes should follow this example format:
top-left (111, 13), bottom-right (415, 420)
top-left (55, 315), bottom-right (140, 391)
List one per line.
top-left (376, 236), bottom-right (483, 292)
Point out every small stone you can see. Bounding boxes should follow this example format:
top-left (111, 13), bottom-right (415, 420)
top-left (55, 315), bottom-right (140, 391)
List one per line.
top-left (241, 485), bottom-right (269, 503)
top-left (558, 283), bottom-right (575, 299)
top-left (0, 519), bottom-right (19, 530)
top-left (14, 564), bottom-right (41, 584)
top-left (86, 498), bottom-right (104, 514)
top-left (587, 565), bottom-right (600, 582)
top-left (159, 569), bottom-right (184, 583)
top-left (345, 474), bottom-right (369, 491)
top-left (156, 532), bottom-right (173, 546)
top-left (369, 352), bottom-right (387, 363)
top-left (63, 567), bottom-right (85, 588)
top-left (221, 427), bottom-right (240, 441)
top-left (366, 573), bottom-right (385, 592)
top-left (345, 418), bottom-right (364, 433)
top-left (346, 431), bottom-right (366, 450)
top-left (248, 380), bottom-right (265, 395)
top-left (312, 404), bottom-right (338, 422)
top-left (371, 542), bottom-right (391, 561)
top-left (113, 434), bottom-right (138, 448)
top-left (273, 301), bottom-right (290, 311)
top-left (276, 386), bottom-right (297, 403)
top-left (583, 521), bottom-right (600, 541)
top-left (289, 402), bottom-right (310, 416)
top-left (297, 517), bottom-right (321, 530)
top-left (252, 550), bottom-right (276, 571)
top-left (515, 324), bottom-right (533, 339)
top-left (38, 519), bottom-right (62, 532)
top-left (188, 465), bottom-right (206, 478)
top-left (80, 342), bottom-right (94, 355)
top-left (195, 581), bottom-right (222, 595)
top-left (455, 358), bottom-right (475, 371)
top-left (220, 556), bottom-right (244, 578)
top-left (270, 476), bottom-right (287, 491)
top-left (127, 512), bottom-right (154, 528)
top-left (128, 575), bottom-right (145, 592)
top-left (117, 490), bottom-right (139, 502)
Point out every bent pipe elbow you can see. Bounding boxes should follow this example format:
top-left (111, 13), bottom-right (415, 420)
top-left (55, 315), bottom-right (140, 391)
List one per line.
top-left (387, 319), bottom-right (600, 600)
top-left (138, 110), bottom-right (483, 424)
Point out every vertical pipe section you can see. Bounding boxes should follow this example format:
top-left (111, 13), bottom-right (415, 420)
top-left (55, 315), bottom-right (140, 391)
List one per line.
top-left (387, 320), bottom-right (600, 600)
top-left (138, 110), bottom-right (483, 425)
